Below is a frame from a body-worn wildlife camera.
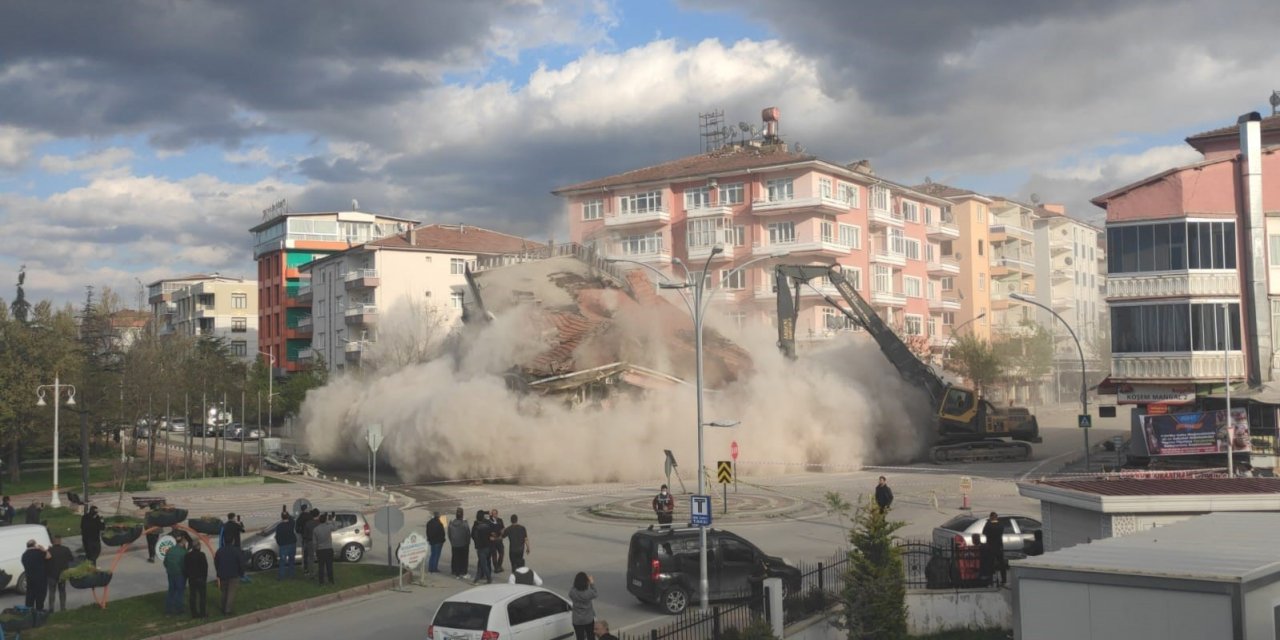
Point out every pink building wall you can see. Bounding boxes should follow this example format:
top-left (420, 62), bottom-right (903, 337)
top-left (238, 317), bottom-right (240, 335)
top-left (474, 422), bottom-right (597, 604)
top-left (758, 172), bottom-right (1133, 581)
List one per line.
top-left (1103, 149), bottom-right (1280, 223)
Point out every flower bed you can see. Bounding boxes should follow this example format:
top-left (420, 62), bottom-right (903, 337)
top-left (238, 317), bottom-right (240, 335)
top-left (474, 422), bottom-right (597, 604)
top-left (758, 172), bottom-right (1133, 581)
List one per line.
top-left (102, 524), bottom-right (142, 547)
top-left (63, 562), bottom-right (113, 589)
top-left (144, 507), bottom-right (188, 528)
top-left (188, 516), bottom-right (223, 536)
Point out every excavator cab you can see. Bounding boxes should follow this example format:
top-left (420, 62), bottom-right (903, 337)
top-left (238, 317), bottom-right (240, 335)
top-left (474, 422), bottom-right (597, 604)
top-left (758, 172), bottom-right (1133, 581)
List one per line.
top-left (939, 387), bottom-right (977, 422)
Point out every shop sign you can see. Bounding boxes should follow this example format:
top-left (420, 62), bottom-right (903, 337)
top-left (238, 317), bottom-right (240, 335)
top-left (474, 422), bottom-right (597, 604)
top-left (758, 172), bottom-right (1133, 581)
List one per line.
top-left (1117, 383), bottom-right (1196, 405)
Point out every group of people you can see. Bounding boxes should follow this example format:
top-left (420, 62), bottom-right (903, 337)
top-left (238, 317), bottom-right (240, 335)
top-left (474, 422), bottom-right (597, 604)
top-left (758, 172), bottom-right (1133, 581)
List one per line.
top-left (0, 495), bottom-right (46, 527)
top-left (160, 513), bottom-right (248, 617)
top-left (434, 507), bottom-right (531, 585)
top-left (283, 505), bottom-right (339, 585)
top-left (19, 535), bottom-right (75, 613)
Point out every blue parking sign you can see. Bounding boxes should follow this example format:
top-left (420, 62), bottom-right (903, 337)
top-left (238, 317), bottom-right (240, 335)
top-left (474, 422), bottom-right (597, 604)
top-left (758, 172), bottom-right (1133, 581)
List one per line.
top-left (690, 495), bottom-right (712, 527)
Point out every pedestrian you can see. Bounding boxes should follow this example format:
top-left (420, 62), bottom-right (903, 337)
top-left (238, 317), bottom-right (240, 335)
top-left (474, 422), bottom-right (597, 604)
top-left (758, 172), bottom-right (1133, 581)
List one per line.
top-left (163, 536), bottom-right (188, 615)
top-left (425, 511), bottom-right (446, 573)
top-left (312, 512), bottom-right (336, 585)
top-left (874, 476), bottom-right (894, 513)
top-left (489, 509), bottom-right (506, 573)
top-left (509, 565), bottom-right (543, 586)
top-left (472, 510), bottom-right (492, 584)
top-left (0, 496), bottom-right (13, 525)
top-left (447, 507), bottom-right (471, 579)
top-left (220, 512), bottom-right (245, 548)
top-left (301, 508), bottom-right (321, 577)
top-left (46, 535), bottom-right (74, 612)
top-left (981, 511), bottom-right (1006, 586)
top-left (275, 506), bottom-right (297, 580)
top-left (503, 514), bottom-right (530, 569)
top-left (80, 505), bottom-right (105, 564)
top-left (184, 537), bottom-right (209, 618)
top-left (593, 619), bottom-right (620, 640)
top-left (24, 500), bottom-right (41, 525)
top-left (568, 571), bottom-right (597, 640)
top-left (652, 485), bottom-right (674, 525)
top-left (21, 540), bottom-right (50, 612)
top-left (214, 542), bottom-right (243, 614)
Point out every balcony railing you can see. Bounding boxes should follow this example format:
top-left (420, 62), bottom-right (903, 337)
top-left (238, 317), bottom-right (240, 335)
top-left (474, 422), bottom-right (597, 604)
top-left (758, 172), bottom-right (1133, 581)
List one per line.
top-left (927, 258), bottom-right (960, 275)
top-left (990, 224), bottom-right (1033, 241)
top-left (926, 220), bottom-right (960, 239)
top-left (603, 208), bottom-right (671, 228)
top-left (344, 268), bottom-right (379, 281)
top-left (688, 243), bottom-right (735, 262)
top-left (296, 316), bottom-right (313, 329)
top-left (871, 250), bottom-right (907, 267)
top-left (870, 289), bottom-right (907, 307)
top-left (1106, 271), bottom-right (1239, 300)
top-left (344, 303), bottom-right (378, 317)
top-left (1111, 352), bottom-right (1244, 382)
top-left (750, 195), bottom-right (851, 216)
top-left (684, 203), bottom-right (733, 219)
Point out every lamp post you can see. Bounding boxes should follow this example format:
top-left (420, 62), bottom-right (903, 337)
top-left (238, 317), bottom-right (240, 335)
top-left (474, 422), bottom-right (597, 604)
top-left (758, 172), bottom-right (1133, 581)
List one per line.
top-left (943, 312), bottom-right (988, 360)
top-left (36, 374), bottom-right (76, 508)
top-left (613, 245), bottom-right (783, 613)
top-left (1009, 293), bottom-right (1089, 468)
top-left (258, 350), bottom-right (275, 440)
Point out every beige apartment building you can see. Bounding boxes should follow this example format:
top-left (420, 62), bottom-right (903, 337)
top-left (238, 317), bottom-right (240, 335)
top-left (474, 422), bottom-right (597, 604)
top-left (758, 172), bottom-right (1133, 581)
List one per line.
top-left (160, 276), bottom-right (258, 361)
top-left (1034, 210), bottom-right (1108, 401)
top-left (299, 224), bottom-right (543, 374)
top-left (915, 184), bottom-right (995, 344)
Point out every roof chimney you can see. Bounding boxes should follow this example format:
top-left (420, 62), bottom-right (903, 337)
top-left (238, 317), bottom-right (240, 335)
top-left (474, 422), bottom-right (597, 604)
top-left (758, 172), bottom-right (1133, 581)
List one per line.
top-left (762, 107), bottom-right (780, 142)
top-left (1238, 112), bottom-right (1271, 383)
top-left (405, 226), bottom-right (416, 246)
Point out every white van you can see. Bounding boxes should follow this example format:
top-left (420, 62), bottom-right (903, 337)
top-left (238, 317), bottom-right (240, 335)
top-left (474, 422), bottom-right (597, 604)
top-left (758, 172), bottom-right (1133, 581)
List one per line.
top-left (0, 525), bottom-right (52, 593)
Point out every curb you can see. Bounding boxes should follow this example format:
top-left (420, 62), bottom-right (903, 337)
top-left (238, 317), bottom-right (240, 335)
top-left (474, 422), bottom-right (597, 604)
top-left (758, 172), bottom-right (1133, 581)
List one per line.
top-left (142, 577), bottom-right (399, 640)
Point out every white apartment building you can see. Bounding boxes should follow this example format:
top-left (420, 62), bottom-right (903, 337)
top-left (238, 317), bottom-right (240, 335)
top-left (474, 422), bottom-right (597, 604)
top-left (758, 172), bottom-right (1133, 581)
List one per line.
top-left (1034, 210), bottom-right (1108, 400)
top-left (165, 276), bottom-right (259, 360)
top-left (299, 224), bottom-right (543, 373)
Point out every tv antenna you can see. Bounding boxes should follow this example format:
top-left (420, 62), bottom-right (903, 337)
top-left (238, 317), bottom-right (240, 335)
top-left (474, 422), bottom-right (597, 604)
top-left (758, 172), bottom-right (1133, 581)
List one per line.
top-left (1270, 90), bottom-right (1280, 115)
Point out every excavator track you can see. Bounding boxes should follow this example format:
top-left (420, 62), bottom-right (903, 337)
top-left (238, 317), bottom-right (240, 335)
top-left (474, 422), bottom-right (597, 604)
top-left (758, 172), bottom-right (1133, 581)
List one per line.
top-left (930, 440), bottom-right (1033, 464)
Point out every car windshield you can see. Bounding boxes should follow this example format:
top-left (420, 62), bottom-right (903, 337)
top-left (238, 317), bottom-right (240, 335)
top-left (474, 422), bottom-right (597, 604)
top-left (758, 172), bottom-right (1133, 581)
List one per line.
top-left (434, 602), bottom-right (491, 630)
top-left (941, 515), bottom-right (979, 531)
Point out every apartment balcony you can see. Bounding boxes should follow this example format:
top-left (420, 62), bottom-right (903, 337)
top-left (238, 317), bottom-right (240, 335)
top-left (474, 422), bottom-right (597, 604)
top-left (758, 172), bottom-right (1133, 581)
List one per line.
top-left (1052, 270), bottom-right (1072, 283)
top-left (871, 250), bottom-right (907, 268)
top-left (926, 257), bottom-right (960, 276)
top-left (1051, 243), bottom-right (1072, 255)
top-left (989, 224), bottom-right (1034, 243)
top-left (609, 249), bottom-right (672, 266)
top-left (344, 340), bottom-right (370, 363)
top-left (868, 206), bottom-right (904, 229)
top-left (297, 348), bottom-right (314, 362)
top-left (344, 303), bottom-right (379, 326)
top-left (684, 203), bottom-right (734, 219)
top-left (870, 289), bottom-right (907, 307)
top-left (297, 315), bottom-right (312, 329)
top-left (296, 282), bottom-right (312, 302)
top-left (928, 297), bottom-right (961, 312)
top-left (1111, 352), bottom-right (1244, 382)
top-left (1051, 297), bottom-right (1073, 312)
top-left (926, 220), bottom-right (960, 240)
top-left (688, 243), bottom-right (735, 263)
top-left (750, 195), bottom-right (852, 217)
top-left (1106, 271), bottom-right (1240, 300)
top-left (603, 208), bottom-right (670, 229)
top-left (344, 268), bottom-right (380, 290)
top-left (990, 256), bottom-right (1033, 276)
top-left (759, 239), bottom-right (852, 258)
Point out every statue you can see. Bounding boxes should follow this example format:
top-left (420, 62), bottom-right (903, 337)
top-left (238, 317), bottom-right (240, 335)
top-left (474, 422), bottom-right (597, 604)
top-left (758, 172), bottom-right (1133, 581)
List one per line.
top-left (11, 265), bottom-right (30, 325)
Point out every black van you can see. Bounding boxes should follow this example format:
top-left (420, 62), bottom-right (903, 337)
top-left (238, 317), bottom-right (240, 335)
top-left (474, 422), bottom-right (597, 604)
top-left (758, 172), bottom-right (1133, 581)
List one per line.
top-left (626, 526), bottom-right (801, 614)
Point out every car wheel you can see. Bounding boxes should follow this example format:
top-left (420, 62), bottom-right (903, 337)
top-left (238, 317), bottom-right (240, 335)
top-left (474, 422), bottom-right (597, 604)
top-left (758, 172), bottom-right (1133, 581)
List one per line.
top-left (661, 586), bottom-right (689, 614)
top-left (342, 543), bottom-right (364, 563)
top-left (252, 550), bottom-right (276, 571)
top-left (15, 573), bottom-right (26, 594)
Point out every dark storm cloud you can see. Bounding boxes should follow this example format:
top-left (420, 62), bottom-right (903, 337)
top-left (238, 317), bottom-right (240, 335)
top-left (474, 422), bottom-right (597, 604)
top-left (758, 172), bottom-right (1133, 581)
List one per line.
top-left (297, 156), bottom-right (371, 183)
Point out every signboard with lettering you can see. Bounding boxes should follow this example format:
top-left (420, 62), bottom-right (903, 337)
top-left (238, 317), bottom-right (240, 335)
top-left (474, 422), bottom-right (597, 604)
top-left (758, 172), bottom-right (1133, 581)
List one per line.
top-left (1117, 383), bottom-right (1196, 405)
top-left (1141, 408), bottom-right (1250, 456)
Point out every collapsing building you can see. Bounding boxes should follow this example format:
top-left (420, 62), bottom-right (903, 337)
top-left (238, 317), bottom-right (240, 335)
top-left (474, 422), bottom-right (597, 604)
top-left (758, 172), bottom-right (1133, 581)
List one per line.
top-left (463, 245), bottom-right (753, 404)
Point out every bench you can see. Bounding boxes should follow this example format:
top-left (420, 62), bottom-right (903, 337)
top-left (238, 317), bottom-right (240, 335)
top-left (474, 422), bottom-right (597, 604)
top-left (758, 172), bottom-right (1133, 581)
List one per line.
top-left (131, 497), bottom-right (165, 510)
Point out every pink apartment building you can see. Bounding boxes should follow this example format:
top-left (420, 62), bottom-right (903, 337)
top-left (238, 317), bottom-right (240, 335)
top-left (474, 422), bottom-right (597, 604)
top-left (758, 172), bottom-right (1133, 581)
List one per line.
top-left (554, 109), bottom-right (961, 355)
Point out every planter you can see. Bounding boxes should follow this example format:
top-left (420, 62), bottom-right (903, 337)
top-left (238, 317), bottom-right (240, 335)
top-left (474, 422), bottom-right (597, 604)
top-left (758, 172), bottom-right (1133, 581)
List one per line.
top-left (145, 508), bottom-right (188, 527)
top-left (0, 570), bottom-right (9, 591)
top-left (68, 571), bottom-right (113, 589)
top-left (188, 517), bottom-right (223, 536)
top-left (102, 525), bottom-right (143, 547)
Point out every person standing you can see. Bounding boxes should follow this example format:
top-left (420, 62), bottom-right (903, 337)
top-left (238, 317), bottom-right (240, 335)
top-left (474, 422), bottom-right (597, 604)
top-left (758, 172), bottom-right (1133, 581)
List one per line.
top-left (652, 485), bottom-right (674, 525)
top-left (488, 509), bottom-right (506, 573)
top-left (568, 572), bottom-right (597, 640)
top-left (447, 507), bottom-right (471, 579)
top-left (80, 505), bottom-right (105, 564)
top-left (184, 538), bottom-right (209, 618)
top-left (301, 508), bottom-right (321, 577)
top-left (0, 496), bottom-right (14, 525)
top-left (24, 501), bottom-right (41, 525)
top-left (312, 513), bottom-right (336, 586)
top-left (46, 535), bottom-right (74, 612)
top-left (425, 511), bottom-right (446, 573)
top-left (214, 542), bottom-right (243, 614)
top-left (274, 507), bottom-right (297, 580)
top-left (146, 527), bottom-right (161, 563)
top-left (593, 620), bottom-right (620, 640)
top-left (503, 514), bottom-right (530, 569)
top-left (509, 565), bottom-right (542, 586)
top-left (220, 512), bottom-right (245, 548)
top-left (20, 540), bottom-right (50, 612)
top-left (471, 510), bottom-right (493, 584)
top-left (980, 512), bottom-right (1006, 586)
top-left (163, 537), bottom-right (188, 615)
top-left (874, 476), bottom-right (894, 513)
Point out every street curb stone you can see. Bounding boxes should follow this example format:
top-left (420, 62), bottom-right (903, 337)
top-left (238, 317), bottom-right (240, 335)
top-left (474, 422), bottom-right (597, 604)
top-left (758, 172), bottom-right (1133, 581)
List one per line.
top-left (142, 577), bottom-right (398, 640)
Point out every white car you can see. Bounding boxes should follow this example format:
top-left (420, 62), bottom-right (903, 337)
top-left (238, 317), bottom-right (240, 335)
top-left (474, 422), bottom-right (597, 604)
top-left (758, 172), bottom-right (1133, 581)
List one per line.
top-left (428, 584), bottom-right (574, 640)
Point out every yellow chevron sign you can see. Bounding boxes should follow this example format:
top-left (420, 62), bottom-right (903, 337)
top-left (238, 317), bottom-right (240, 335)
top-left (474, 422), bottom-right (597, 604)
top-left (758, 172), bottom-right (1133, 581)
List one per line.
top-left (717, 461), bottom-right (733, 484)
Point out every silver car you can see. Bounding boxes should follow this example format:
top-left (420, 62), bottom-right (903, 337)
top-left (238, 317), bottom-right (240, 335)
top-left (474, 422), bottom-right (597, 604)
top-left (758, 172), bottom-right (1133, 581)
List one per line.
top-left (931, 513), bottom-right (1041, 556)
top-left (242, 511), bottom-right (371, 571)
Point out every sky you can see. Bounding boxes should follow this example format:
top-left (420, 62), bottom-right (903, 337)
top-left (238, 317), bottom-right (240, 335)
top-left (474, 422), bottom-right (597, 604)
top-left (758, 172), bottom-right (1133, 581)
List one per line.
top-left (2, 0), bottom-right (1278, 306)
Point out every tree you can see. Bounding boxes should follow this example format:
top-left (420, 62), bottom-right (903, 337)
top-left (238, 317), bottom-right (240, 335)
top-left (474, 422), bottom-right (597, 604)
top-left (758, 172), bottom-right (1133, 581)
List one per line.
top-left (276, 357), bottom-right (328, 421)
top-left (993, 320), bottom-right (1054, 405)
top-left (945, 334), bottom-right (1003, 396)
top-left (889, 320), bottom-right (933, 364)
top-left (364, 300), bottom-right (452, 373)
top-left (826, 492), bottom-right (907, 640)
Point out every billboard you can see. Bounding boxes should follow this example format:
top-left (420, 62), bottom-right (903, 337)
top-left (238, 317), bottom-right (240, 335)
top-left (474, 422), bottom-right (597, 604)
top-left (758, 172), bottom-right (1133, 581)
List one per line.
top-left (1141, 408), bottom-right (1250, 456)
top-left (1117, 383), bottom-right (1196, 405)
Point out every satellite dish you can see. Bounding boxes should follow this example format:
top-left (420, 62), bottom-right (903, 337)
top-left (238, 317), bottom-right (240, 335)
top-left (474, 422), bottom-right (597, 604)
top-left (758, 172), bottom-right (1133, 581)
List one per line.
top-left (924, 176), bottom-right (933, 184)
top-left (795, 143), bottom-right (805, 153)
top-left (1029, 193), bottom-right (1041, 205)
top-left (738, 121), bottom-right (751, 132)
top-left (1270, 91), bottom-right (1280, 108)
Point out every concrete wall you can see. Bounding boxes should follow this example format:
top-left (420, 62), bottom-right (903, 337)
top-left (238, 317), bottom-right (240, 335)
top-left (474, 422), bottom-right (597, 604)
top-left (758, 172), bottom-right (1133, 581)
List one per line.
top-left (1043, 502), bottom-right (1211, 552)
top-left (1244, 577), bottom-right (1280, 639)
top-left (783, 588), bottom-right (1011, 640)
top-left (1016, 577), bottom-right (1232, 640)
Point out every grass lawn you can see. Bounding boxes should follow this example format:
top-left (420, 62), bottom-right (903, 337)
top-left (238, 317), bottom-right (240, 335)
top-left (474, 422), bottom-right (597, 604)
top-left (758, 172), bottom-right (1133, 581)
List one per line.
top-left (912, 629), bottom-right (1010, 640)
top-left (42, 507), bottom-right (81, 538)
top-left (4, 463), bottom-right (117, 497)
top-left (262, 475), bottom-right (293, 484)
top-left (24, 563), bottom-right (397, 640)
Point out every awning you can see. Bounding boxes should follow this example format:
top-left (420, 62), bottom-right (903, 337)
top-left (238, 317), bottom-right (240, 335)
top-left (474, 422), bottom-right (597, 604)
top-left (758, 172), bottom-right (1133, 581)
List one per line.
top-left (1202, 382), bottom-right (1280, 404)
top-left (1094, 376), bottom-right (1120, 395)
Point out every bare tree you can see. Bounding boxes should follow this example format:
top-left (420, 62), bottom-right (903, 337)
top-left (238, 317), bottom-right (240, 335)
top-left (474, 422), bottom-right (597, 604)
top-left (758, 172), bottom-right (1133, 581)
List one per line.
top-left (363, 300), bottom-right (454, 373)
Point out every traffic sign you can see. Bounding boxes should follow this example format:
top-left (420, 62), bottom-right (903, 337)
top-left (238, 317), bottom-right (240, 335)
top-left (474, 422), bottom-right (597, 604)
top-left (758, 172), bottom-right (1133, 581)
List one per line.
top-left (959, 476), bottom-right (972, 494)
top-left (716, 461), bottom-right (733, 484)
top-left (730, 441), bottom-right (739, 461)
top-left (374, 505), bottom-right (404, 534)
top-left (367, 424), bottom-right (384, 452)
top-left (1078, 414), bottom-right (1092, 429)
top-left (690, 495), bottom-right (712, 527)
top-left (397, 531), bottom-right (429, 569)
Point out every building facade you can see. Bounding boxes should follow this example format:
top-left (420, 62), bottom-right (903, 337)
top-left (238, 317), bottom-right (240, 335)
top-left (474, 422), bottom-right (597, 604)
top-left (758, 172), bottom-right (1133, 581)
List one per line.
top-left (249, 209), bottom-right (417, 374)
top-left (1034, 210), bottom-right (1107, 401)
top-left (168, 277), bottom-right (258, 360)
top-left (147, 274), bottom-right (224, 335)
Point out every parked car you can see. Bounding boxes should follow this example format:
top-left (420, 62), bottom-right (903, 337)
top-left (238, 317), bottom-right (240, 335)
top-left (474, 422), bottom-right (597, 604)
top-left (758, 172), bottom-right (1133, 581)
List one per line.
top-left (241, 510), bottom-right (370, 571)
top-left (931, 513), bottom-right (1042, 557)
top-left (133, 425), bottom-right (151, 439)
top-left (229, 424), bottom-right (264, 441)
top-left (626, 526), bottom-right (800, 614)
top-left (167, 418), bottom-right (187, 434)
top-left (428, 584), bottom-right (573, 640)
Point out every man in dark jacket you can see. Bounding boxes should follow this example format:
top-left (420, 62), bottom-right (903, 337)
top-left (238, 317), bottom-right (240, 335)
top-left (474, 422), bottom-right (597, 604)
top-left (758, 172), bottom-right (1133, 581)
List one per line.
top-left (425, 511), bottom-right (446, 573)
top-left (21, 540), bottom-right (50, 611)
top-left (502, 514), bottom-right (530, 570)
top-left (980, 512), bottom-right (1006, 586)
top-left (184, 539), bottom-right (209, 618)
top-left (274, 507), bottom-right (297, 580)
top-left (80, 505), bottom-right (105, 564)
top-left (220, 512), bottom-right (245, 548)
top-left (471, 511), bottom-right (492, 584)
top-left (46, 535), bottom-right (74, 612)
top-left (447, 507), bottom-right (470, 578)
top-left (874, 476), bottom-right (894, 513)
top-left (301, 508), bottom-right (321, 577)
top-left (24, 501), bottom-right (41, 525)
top-left (214, 543), bottom-right (243, 614)
top-left (0, 496), bottom-right (14, 525)
top-left (488, 509), bottom-right (505, 573)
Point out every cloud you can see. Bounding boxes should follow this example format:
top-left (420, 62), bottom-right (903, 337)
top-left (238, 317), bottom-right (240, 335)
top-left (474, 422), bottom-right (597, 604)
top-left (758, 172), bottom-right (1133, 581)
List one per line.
top-left (1019, 145), bottom-right (1204, 223)
top-left (39, 147), bottom-right (135, 174)
top-left (223, 146), bottom-right (275, 166)
top-left (0, 125), bottom-right (50, 169)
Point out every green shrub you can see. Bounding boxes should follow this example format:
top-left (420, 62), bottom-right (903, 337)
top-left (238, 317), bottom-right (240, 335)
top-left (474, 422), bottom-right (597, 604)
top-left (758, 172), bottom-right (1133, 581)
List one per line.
top-left (62, 561), bottom-right (109, 581)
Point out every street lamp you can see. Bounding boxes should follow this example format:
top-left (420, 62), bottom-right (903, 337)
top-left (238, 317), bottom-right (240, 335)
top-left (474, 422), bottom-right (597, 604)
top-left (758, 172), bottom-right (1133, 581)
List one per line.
top-left (1009, 293), bottom-right (1089, 468)
top-left (35, 374), bottom-right (76, 508)
top-left (943, 312), bottom-right (987, 360)
top-left (258, 350), bottom-right (275, 440)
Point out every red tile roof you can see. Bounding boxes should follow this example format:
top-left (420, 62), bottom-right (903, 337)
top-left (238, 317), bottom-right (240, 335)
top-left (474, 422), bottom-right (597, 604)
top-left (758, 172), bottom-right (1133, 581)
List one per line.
top-left (1037, 477), bottom-right (1280, 496)
top-left (912, 182), bottom-right (979, 199)
top-left (368, 224), bottom-right (546, 255)
top-left (553, 144), bottom-right (816, 193)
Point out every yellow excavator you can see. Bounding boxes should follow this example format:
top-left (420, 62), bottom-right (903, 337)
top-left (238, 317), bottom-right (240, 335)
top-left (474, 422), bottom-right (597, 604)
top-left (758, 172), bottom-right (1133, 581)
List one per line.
top-left (775, 264), bottom-right (1041, 463)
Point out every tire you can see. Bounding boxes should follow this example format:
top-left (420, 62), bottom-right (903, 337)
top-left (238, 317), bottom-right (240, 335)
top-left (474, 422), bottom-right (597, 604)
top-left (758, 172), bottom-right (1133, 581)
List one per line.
top-left (342, 543), bottom-right (364, 563)
top-left (252, 550), bottom-right (277, 571)
top-left (15, 572), bottom-right (26, 595)
top-left (660, 586), bottom-right (689, 615)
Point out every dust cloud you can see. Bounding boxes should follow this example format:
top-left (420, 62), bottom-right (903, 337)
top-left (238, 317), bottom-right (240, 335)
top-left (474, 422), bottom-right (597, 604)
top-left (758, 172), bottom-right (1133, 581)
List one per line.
top-left (299, 275), bottom-right (934, 485)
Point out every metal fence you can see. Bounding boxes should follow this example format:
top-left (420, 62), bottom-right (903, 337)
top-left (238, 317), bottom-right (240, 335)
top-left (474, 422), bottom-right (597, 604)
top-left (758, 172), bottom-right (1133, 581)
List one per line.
top-left (898, 538), bottom-right (1011, 589)
top-left (783, 551), bottom-right (848, 625)
top-left (619, 595), bottom-right (758, 640)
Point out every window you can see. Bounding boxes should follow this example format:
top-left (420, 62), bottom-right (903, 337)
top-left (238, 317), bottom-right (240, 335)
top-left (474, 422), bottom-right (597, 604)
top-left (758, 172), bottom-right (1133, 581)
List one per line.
top-left (232, 293), bottom-right (247, 309)
top-left (819, 178), bottom-right (833, 199)
top-left (941, 277), bottom-right (954, 291)
top-left (232, 317), bottom-right (247, 332)
top-left (901, 201), bottom-right (919, 222)
top-left (902, 238), bottom-right (921, 260)
top-left (733, 225), bottom-right (746, 247)
top-left (904, 314), bottom-right (923, 336)
top-left (720, 269), bottom-right (746, 290)
top-left (450, 291), bottom-right (464, 309)
top-left (872, 265), bottom-right (892, 293)
top-left (765, 178), bottom-right (794, 202)
top-left (888, 228), bottom-right (905, 255)
top-left (871, 185), bottom-right (890, 212)
top-left (685, 187), bottom-right (711, 210)
top-left (719, 183), bottom-right (744, 205)
top-left (978, 274), bottom-right (986, 291)
top-left (687, 218), bottom-right (723, 248)
top-left (230, 341), bottom-right (247, 357)
top-left (1107, 221), bottom-right (1234, 273)
top-left (942, 312), bottom-right (955, 325)
top-left (823, 307), bottom-right (858, 331)
top-left (1269, 234), bottom-right (1280, 267)
top-left (845, 267), bottom-right (863, 290)
top-left (619, 232), bottom-right (664, 255)
top-left (1111, 303), bottom-right (1241, 353)
top-left (821, 221), bottom-right (835, 243)
top-left (838, 182), bottom-right (859, 207)
top-left (767, 222), bottom-right (796, 244)
top-left (450, 258), bottom-right (467, 275)
top-left (927, 280), bottom-right (936, 299)
top-left (582, 199), bottom-right (603, 220)
top-left (620, 190), bottom-right (663, 214)
top-left (903, 277), bottom-right (922, 298)
top-left (928, 316), bottom-right (938, 337)
top-left (839, 224), bottom-right (860, 249)
top-left (977, 239), bottom-right (984, 256)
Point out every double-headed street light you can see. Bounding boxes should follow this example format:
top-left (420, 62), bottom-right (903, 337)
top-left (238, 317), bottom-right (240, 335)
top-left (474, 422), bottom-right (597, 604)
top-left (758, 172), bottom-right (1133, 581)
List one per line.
top-left (1009, 293), bottom-right (1090, 468)
top-left (36, 374), bottom-right (76, 508)
top-left (258, 350), bottom-right (275, 440)
top-left (943, 312), bottom-right (988, 361)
